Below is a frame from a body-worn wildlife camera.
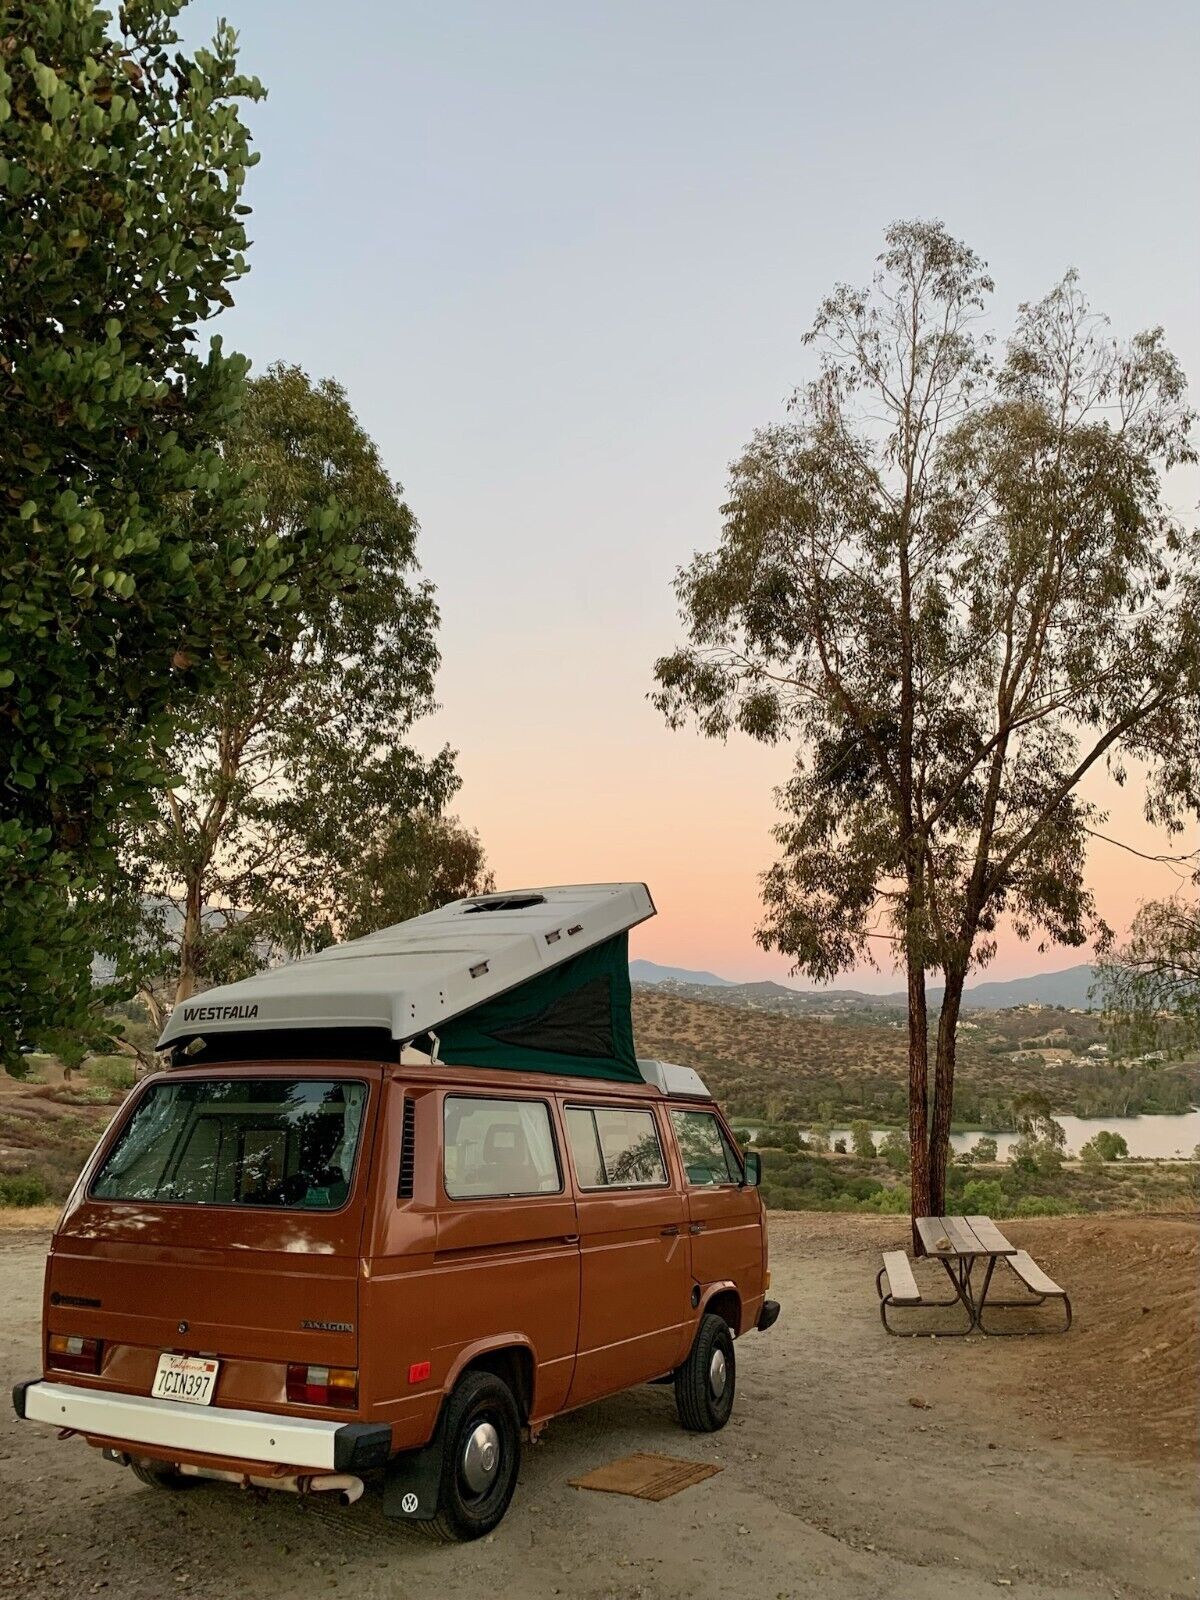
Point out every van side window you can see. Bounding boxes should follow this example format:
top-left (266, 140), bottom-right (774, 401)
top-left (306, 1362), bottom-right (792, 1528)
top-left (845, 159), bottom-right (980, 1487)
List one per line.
top-left (443, 1096), bottom-right (561, 1199)
top-left (669, 1109), bottom-right (742, 1186)
top-left (565, 1106), bottom-right (668, 1189)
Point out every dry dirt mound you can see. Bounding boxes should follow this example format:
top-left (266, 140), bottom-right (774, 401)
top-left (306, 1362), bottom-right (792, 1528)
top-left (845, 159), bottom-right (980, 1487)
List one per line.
top-left (998, 1215), bottom-right (1198, 1465)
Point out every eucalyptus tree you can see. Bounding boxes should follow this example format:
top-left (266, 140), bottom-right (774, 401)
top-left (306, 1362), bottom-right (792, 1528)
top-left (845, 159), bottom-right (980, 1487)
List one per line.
top-left (117, 365), bottom-right (481, 1029)
top-left (654, 220), bottom-right (1198, 1231)
top-left (1096, 889), bottom-right (1200, 1055)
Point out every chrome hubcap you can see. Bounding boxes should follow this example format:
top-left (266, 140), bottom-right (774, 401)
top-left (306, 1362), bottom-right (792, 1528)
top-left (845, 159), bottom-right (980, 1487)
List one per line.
top-left (461, 1420), bottom-right (500, 1496)
top-left (709, 1347), bottom-right (728, 1398)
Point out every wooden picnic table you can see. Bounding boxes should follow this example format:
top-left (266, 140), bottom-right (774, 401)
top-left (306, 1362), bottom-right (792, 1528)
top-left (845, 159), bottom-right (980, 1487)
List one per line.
top-left (877, 1215), bottom-right (1072, 1335)
top-left (915, 1214), bottom-right (1017, 1332)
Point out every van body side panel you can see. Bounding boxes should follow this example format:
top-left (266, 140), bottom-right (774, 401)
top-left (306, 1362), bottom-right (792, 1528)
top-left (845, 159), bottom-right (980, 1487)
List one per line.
top-left (427, 1089), bottom-right (580, 1422)
top-left (357, 1082), bottom-right (443, 1450)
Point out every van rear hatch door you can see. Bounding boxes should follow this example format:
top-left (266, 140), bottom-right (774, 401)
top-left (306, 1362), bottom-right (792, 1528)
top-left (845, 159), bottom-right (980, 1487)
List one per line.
top-left (45, 1069), bottom-right (380, 1379)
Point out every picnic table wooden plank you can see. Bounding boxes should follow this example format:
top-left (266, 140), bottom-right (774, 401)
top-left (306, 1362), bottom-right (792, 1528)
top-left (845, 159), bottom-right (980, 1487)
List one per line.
top-left (915, 1216), bottom-right (955, 1256)
top-left (965, 1214), bottom-right (1017, 1256)
top-left (940, 1216), bottom-right (986, 1255)
top-left (881, 1250), bottom-right (922, 1305)
top-left (1006, 1250), bottom-right (1065, 1297)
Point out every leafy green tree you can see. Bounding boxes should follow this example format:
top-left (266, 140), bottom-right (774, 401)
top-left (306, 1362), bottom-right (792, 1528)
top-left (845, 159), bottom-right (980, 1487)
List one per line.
top-left (880, 1128), bottom-right (911, 1173)
top-left (1080, 1130), bottom-right (1128, 1164)
top-left (654, 220), bottom-right (1198, 1236)
top-left (0, 2), bottom-right (338, 1068)
top-left (1011, 1093), bottom-right (1067, 1176)
top-left (1079, 1138), bottom-right (1105, 1172)
top-left (849, 1119), bottom-right (877, 1158)
top-left (807, 1123), bottom-right (831, 1154)
top-left (971, 1135), bottom-right (999, 1163)
top-left (1096, 891), bottom-right (1199, 1055)
top-left (114, 366), bottom-right (480, 1029)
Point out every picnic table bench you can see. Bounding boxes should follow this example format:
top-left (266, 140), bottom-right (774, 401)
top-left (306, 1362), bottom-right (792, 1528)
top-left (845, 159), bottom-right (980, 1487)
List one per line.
top-left (876, 1215), bottom-right (1071, 1336)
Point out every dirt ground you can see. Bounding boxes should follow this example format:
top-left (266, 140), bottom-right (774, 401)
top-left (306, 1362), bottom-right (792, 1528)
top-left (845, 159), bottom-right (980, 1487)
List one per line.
top-left (0, 1212), bottom-right (1195, 1600)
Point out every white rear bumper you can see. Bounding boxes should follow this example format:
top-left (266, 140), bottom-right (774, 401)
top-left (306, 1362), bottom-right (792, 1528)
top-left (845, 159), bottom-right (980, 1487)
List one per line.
top-left (20, 1380), bottom-right (346, 1471)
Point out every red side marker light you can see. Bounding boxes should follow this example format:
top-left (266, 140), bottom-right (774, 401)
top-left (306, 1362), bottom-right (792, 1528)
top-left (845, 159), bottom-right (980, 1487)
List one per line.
top-left (408, 1361), bottom-right (431, 1384)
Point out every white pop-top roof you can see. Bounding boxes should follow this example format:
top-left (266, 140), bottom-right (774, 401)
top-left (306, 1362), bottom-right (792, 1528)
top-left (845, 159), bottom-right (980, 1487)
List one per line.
top-left (157, 883), bottom-right (655, 1051)
top-left (636, 1059), bottom-right (712, 1099)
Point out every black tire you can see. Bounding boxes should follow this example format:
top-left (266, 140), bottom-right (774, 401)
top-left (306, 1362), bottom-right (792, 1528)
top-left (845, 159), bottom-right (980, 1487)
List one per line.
top-left (129, 1458), bottom-right (194, 1491)
top-left (419, 1371), bottom-right (521, 1543)
top-left (674, 1311), bottom-right (736, 1432)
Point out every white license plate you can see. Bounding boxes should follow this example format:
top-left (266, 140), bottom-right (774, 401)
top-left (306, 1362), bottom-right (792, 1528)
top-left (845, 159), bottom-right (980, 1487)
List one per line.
top-left (151, 1353), bottom-right (219, 1406)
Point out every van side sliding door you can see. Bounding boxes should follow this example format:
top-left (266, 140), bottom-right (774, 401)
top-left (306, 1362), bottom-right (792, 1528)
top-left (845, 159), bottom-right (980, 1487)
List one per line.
top-left (431, 1092), bottom-right (582, 1418)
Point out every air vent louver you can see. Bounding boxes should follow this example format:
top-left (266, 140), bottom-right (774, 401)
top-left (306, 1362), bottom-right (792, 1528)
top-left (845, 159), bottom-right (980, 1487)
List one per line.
top-left (397, 1096), bottom-right (416, 1199)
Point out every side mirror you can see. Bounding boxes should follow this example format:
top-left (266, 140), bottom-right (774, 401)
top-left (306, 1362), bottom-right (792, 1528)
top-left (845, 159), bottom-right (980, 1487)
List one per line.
top-left (743, 1151), bottom-right (761, 1188)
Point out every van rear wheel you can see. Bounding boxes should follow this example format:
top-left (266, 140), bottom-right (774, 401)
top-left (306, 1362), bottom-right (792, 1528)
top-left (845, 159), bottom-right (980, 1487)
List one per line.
top-left (420, 1371), bottom-right (521, 1542)
top-left (129, 1458), bottom-right (194, 1491)
top-left (675, 1312), bottom-right (736, 1432)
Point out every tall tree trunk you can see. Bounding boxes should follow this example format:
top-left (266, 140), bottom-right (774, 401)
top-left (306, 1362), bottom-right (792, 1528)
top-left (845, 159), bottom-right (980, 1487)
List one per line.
top-left (174, 874), bottom-right (203, 1004)
top-left (906, 952), bottom-right (931, 1252)
top-left (930, 966), bottom-right (967, 1215)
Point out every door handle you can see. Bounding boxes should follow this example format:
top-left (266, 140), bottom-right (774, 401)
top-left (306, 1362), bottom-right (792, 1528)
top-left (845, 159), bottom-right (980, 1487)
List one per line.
top-left (689, 1223), bottom-right (705, 1235)
top-left (562, 1233), bottom-right (580, 1244)
top-left (660, 1224), bottom-right (680, 1237)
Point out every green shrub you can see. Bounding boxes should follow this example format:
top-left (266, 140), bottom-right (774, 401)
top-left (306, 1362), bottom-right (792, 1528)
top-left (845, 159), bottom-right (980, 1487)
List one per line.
top-left (0, 1173), bottom-right (49, 1207)
top-left (879, 1129), bottom-right (911, 1172)
top-left (1011, 1194), bottom-right (1072, 1216)
top-left (959, 1178), bottom-right (1005, 1215)
top-left (85, 1056), bottom-right (137, 1093)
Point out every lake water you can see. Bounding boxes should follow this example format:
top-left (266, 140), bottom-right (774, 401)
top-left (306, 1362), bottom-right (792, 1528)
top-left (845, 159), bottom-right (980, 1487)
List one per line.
top-left (822, 1111), bottom-right (1200, 1161)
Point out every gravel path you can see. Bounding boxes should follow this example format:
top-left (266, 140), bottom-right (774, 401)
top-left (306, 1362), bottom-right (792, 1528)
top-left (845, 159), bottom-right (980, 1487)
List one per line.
top-left (0, 1214), bottom-right (1195, 1600)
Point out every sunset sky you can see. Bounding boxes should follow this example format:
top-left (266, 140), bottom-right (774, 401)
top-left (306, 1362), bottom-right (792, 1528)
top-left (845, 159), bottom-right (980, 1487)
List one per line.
top-left (189, 0), bottom-right (1198, 988)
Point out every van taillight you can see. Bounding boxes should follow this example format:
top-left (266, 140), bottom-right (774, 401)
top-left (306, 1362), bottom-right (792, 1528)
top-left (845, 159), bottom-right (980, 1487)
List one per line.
top-left (47, 1334), bottom-right (103, 1375)
top-left (286, 1364), bottom-right (357, 1409)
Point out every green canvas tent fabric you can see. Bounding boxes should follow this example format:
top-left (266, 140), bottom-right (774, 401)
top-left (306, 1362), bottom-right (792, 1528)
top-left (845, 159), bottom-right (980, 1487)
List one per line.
top-left (431, 932), bottom-right (640, 1081)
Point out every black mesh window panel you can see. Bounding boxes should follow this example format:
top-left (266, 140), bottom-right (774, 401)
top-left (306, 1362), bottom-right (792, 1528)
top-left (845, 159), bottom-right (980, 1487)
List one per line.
top-left (485, 976), bottom-right (615, 1060)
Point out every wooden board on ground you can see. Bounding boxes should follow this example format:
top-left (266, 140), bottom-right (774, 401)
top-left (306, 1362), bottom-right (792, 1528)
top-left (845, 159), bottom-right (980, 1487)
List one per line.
top-left (569, 1451), bottom-right (722, 1501)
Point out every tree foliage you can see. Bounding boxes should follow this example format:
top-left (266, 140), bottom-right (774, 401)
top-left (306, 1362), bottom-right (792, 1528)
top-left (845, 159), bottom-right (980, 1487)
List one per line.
top-left (849, 1118), bottom-right (876, 1158)
top-left (654, 219), bottom-right (1198, 1234)
top-left (0, 1), bottom-right (342, 1066)
top-left (1095, 890), bottom-right (1200, 1055)
top-left (114, 365), bottom-right (484, 1031)
top-left (1079, 1130), bottom-right (1128, 1166)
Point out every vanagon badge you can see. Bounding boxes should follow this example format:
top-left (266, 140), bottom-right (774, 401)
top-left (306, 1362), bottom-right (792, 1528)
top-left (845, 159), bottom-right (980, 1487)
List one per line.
top-left (301, 1319), bottom-right (354, 1333)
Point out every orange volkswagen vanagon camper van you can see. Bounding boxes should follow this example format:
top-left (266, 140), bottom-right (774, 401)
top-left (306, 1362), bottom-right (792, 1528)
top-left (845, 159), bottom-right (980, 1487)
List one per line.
top-left (14, 884), bottom-right (778, 1541)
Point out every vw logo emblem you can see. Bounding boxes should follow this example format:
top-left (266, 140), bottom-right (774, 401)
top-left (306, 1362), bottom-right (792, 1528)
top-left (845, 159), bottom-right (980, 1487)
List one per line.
top-left (177, 1320), bottom-right (189, 1334)
top-left (401, 1493), bottom-right (418, 1514)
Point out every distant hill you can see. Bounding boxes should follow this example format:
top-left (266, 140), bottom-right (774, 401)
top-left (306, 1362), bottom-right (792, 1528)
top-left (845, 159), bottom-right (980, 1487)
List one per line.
top-left (939, 965), bottom-right (1099, 1011)
top-left (629, 960), bottom-right (736, 988)
top-left (631, 960), bottom-right (1100, 1014)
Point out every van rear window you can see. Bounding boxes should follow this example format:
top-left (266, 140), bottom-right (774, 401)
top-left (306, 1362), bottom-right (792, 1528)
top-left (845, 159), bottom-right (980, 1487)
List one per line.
top-left (91, 1079), bottom-right (368, 1210)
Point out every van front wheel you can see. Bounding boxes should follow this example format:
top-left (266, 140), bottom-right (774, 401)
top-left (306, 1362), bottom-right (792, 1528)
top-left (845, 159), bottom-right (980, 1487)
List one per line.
top-left (421, 1371), bottom-right (521, 1542)
top-left (675, 1312), bottom-right (736, 1432)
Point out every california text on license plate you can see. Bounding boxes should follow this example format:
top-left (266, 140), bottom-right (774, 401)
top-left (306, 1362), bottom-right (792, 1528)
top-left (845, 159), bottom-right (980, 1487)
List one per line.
top-left (151, 1353), bottom-right (219, 1406)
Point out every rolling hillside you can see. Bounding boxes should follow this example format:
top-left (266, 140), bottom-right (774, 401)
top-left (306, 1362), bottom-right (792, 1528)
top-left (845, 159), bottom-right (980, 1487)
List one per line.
top-left (631, 987), bottom-right (1200, 1128)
